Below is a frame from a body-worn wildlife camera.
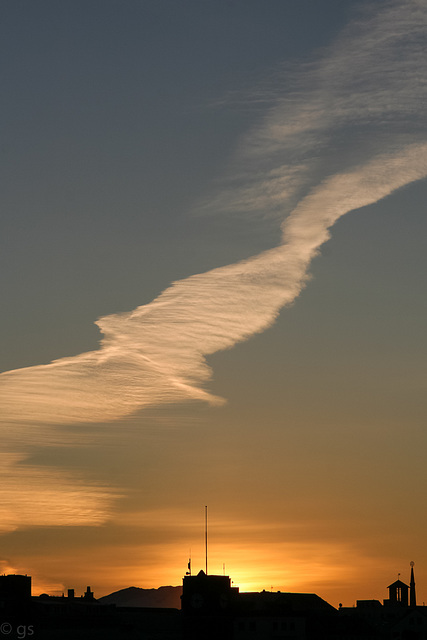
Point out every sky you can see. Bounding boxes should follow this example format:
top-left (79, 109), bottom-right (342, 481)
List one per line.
top-left (1, 0), bottom-right (427, 607)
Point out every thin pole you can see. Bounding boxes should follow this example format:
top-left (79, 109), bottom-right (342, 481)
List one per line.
top-left (205, 505), bottom-right (208, 575)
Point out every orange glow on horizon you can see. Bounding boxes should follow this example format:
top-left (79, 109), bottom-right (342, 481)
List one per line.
top-left (16, 505), bottom-right (426, 607)
top-left (24, 532), bottom-right (404, 608)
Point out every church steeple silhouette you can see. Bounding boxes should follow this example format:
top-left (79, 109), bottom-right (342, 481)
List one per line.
top-left (410, 561), bottom-right (416, 607)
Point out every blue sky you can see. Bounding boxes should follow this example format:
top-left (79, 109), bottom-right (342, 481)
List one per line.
top-left (1, 0), bottom-right (350, 371)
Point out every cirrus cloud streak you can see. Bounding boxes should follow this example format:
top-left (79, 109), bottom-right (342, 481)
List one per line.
top-left (1, 0), bottom-right (427, 433)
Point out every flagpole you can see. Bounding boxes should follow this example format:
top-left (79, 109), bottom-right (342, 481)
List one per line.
top-left (205, 505), bottom-right (208, 575)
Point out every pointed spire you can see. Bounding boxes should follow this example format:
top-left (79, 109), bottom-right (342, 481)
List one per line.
top-left (410, 561), bottom-right (416, 607)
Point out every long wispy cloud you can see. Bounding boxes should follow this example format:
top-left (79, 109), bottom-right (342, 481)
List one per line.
top-left (1, 0), bottom-right (427, 434)
top-left (0, 454), bottom-right (117, 531)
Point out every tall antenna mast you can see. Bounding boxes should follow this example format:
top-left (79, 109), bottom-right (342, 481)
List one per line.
top-left (205, 505), bottom-right (208, 575)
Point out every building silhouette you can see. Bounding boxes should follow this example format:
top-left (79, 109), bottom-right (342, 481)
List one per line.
top-left (0, 563), bottom-right (424, 639)
top-left (386, 579), bottom-right (410, 607)
top-left (339, 563), bottom-right (427, 640)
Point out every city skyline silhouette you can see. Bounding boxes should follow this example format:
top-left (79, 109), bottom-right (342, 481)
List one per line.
top-left (0, 560), bottom-right (424, 639)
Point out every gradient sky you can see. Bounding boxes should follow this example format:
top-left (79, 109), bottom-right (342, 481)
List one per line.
top-left (2, 0), bottom-right (427, 607)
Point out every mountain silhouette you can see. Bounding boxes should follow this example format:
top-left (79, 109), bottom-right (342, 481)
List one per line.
top-left (98, 585), bottom-right (182, 609)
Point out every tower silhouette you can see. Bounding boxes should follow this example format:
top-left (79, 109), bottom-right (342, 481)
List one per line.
top-left (410, 561), bottom-right (416, 607)
top-left (387, 579), bottom-right (409, 606)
